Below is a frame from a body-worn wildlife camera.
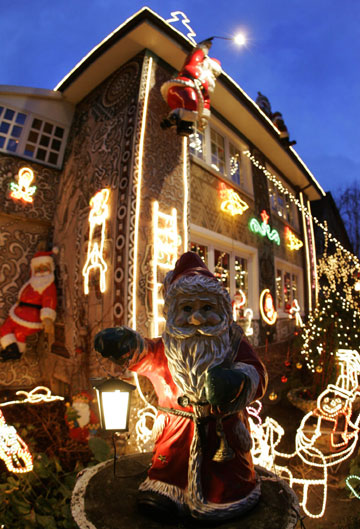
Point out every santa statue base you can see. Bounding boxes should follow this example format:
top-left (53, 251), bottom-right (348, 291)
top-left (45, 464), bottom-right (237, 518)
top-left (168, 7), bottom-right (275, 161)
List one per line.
top-left (71, 453), bottom-right (300, 529)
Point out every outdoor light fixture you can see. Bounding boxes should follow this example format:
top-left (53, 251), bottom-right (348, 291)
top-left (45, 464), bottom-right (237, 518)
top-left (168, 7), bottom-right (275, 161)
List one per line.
top-left (92, 378), bottom-right (135, 432)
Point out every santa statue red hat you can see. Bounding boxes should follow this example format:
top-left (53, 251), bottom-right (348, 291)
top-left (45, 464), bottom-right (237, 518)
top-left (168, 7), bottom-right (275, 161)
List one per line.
top-left (0, 247), bottom-right (58, 362)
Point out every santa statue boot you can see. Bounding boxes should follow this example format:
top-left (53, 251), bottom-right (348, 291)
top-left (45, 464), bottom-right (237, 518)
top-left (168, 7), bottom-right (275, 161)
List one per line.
top-left (0, 342), bottom-right (22, 362)
top-left (137, 490), bottom-right (184, 521)
top-left (176, 120), bottom-right (194, 137)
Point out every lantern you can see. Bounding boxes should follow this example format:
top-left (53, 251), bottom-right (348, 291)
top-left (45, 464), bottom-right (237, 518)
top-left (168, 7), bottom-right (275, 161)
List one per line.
top-left (92, 378), bottom-right (135, 432)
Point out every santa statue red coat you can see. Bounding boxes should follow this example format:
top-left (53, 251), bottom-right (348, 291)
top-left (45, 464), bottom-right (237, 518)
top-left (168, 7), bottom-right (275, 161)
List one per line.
top-left (95, 252), bottom-right (267, 521)
top-left (160, 39), bottom-right (222, 135)
top-left (0, 251), bottom-right (57, 355)
top-left (129, 334), bottom-right (266, 520)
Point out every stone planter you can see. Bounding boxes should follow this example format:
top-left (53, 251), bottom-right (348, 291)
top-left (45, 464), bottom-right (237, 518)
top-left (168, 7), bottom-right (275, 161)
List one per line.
top-left (287, 387), bottom-right (316, 413)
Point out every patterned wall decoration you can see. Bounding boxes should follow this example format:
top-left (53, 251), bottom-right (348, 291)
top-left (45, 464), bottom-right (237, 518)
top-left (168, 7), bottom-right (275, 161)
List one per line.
top-left (190, 161), bottom-right (254, 245)
top-left (53, 55), bottom-right (143, 389)
top-left (127, 53), bottom-right (188, 336)
top-left (0, 155), bottom-right (59, 387)
top-left (0, 156), bottom-right (60, 223)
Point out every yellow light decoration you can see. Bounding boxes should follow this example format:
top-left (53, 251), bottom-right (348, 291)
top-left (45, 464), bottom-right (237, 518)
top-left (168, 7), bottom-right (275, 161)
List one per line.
top-left (0, 410), bottom-right (33, 473)
top-left (132, 56), bottom-right (153, 330)
top-left (260, 288), bottom-right (277, 325)
top-left (166, 11), bottom-right (197, 45)
top-left (10, 167), bottom-right (37, 203)
top-left (82, 188), bottom-right (110, 295)
top-left (219, 182), bottom-right (249, 216)
top-left (296, 362), bottom-right (303, 369)
top-left (268, 392), bottom-right (278, 401)
top-left (0, 386), bottom-right (64, 407)
top-left (315, 365), bottom-right (323, 373)
top-left (289, 299), bottom-right (303, 327)
top-left (182, 136), bottom-right (189, 252)
top-left (152, 201), bottom-right (178, 338)
top-left (285, 226), bottom-right (303, 251)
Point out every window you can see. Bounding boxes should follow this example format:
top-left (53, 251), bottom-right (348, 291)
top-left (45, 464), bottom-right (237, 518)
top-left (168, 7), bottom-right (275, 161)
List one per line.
top-left (267, 171), bottom-right (298, 228)
top-left (0, 103), bottom-right (67, 168)
top-left (0, 106), bottom-right (27, 154)
top-left (191, 240), bottom-right (251, 317)
top-left (24, 118), bottom-right (64, 166)
top-left (210, 129), bottom-right (225, 174)
top-left (276, 265), bottom-right (301, 313)
top-left (229, 143), bottom-right (242, 186)
top-left (189, 126), bottom-right (205, 161)
top-left (189, 119), bottom-right (253, 194)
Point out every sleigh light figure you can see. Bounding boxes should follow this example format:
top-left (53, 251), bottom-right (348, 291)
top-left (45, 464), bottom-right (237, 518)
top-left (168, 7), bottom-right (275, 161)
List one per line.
top-left (82, 188), bottom-right (110, 295)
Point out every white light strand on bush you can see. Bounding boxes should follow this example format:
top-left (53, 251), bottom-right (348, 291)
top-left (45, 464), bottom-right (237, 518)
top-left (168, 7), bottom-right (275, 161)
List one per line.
top-left (0, 410), bottom-right (33, 473)
top-left (243, 151), bottom-right (360, 269)
top-left (0, 386), bottom-right (64, 407)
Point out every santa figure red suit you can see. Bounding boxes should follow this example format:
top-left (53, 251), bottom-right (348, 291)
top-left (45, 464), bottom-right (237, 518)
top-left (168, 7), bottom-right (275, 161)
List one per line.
top-left (0, 250), bottom-right (57, 362)
top-left (160, 39), bottom-right (222, 136)
top-left (95, 252), bottom-right (267, 521)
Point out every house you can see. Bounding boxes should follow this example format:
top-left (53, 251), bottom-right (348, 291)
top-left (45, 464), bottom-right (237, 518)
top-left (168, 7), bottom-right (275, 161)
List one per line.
top-left (0, 7), bottom-right (326, 396)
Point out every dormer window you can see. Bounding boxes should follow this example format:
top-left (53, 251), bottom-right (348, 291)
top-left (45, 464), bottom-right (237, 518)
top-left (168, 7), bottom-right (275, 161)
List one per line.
top-left (0, 104), bottom-right (67, 168)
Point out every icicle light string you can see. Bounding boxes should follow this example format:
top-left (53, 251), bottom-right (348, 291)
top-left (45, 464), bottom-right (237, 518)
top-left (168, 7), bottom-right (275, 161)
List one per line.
top-left (243, 151), bottom-right (360, 269)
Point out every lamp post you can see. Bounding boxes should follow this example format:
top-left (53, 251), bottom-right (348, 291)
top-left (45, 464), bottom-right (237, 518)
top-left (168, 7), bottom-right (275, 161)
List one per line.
top-left (92, 378), bottom-right (135, 432)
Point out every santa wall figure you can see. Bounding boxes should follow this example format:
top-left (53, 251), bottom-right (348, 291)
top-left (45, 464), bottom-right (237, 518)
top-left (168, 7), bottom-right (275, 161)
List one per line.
top-left (160, 39), bottom-right (222, 136)
top-left (95, 251), bottom-right (267, 522)
top-left (65, 391), bottom-right (100, 443)
top-left (0, 250), bottom-right (57, 362)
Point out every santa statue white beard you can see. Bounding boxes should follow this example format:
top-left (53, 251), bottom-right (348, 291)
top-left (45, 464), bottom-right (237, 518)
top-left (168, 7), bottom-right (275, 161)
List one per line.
top-left (163, 321), bottom-right (231, 403)
top-left (29, 272), bottom-right (55, 294)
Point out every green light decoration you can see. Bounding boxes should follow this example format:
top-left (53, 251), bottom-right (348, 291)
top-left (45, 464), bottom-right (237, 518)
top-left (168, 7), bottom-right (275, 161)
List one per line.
top-left (249, 210), bottom-right (280, 245)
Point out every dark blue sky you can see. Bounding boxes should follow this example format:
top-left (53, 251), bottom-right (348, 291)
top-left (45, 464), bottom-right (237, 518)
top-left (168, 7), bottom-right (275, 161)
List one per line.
top-left (1, 1), bottom-right (359, 196)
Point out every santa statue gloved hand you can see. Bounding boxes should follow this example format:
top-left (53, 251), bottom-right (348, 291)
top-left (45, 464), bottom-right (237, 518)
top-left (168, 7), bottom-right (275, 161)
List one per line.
top-left (94, 251), bottom-right (267, 522)
top-left (0, 249), bottom-right (57, 362)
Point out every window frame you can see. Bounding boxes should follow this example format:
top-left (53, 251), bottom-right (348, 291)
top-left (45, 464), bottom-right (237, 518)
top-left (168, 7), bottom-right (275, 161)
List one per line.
top-left (0, 103), bottom-right (68, 169)
top-left (275, 257), bottom-right (304, 317)
top-left (190, 223), bottom-right (259, 319)
top-left (189, 117), bottom-right (254, 196)
top-left (267, 164), bottom-right (299, 229)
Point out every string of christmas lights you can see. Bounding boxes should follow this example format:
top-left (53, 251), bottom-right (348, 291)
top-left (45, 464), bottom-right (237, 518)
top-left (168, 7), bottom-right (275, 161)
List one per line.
top-left (243, 150), bottom-right (360, 270)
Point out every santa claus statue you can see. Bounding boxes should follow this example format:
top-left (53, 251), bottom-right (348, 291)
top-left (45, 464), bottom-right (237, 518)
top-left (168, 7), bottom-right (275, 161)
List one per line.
top-left (0, 250), bottom-right (57, 362)
top-left (160, 39), bottom-right (222, 136)
top-left (95, 252), bottom-right (267, 522)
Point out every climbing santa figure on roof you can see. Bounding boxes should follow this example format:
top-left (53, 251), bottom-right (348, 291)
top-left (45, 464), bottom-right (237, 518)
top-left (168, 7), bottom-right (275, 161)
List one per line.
top-left (95, 251), bottom-right (267, 521)
top-left (0, 249), bottom-right (57, 362)
top-left (160, 38), bottom-right (222, 136)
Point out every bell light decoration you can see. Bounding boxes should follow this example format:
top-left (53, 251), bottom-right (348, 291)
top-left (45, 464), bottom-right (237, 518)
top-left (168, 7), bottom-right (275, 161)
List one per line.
top-left (93, 378), bottom-right (135, 432)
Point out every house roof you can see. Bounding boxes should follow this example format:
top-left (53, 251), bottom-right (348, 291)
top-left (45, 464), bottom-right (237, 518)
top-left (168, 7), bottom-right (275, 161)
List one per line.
top-left (55, 6), bottom-right (325, 201)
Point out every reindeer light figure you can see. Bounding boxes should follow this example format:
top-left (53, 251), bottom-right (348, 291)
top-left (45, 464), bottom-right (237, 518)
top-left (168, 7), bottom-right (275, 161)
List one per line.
top-left (82, 188), bottom-right (110, 295)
